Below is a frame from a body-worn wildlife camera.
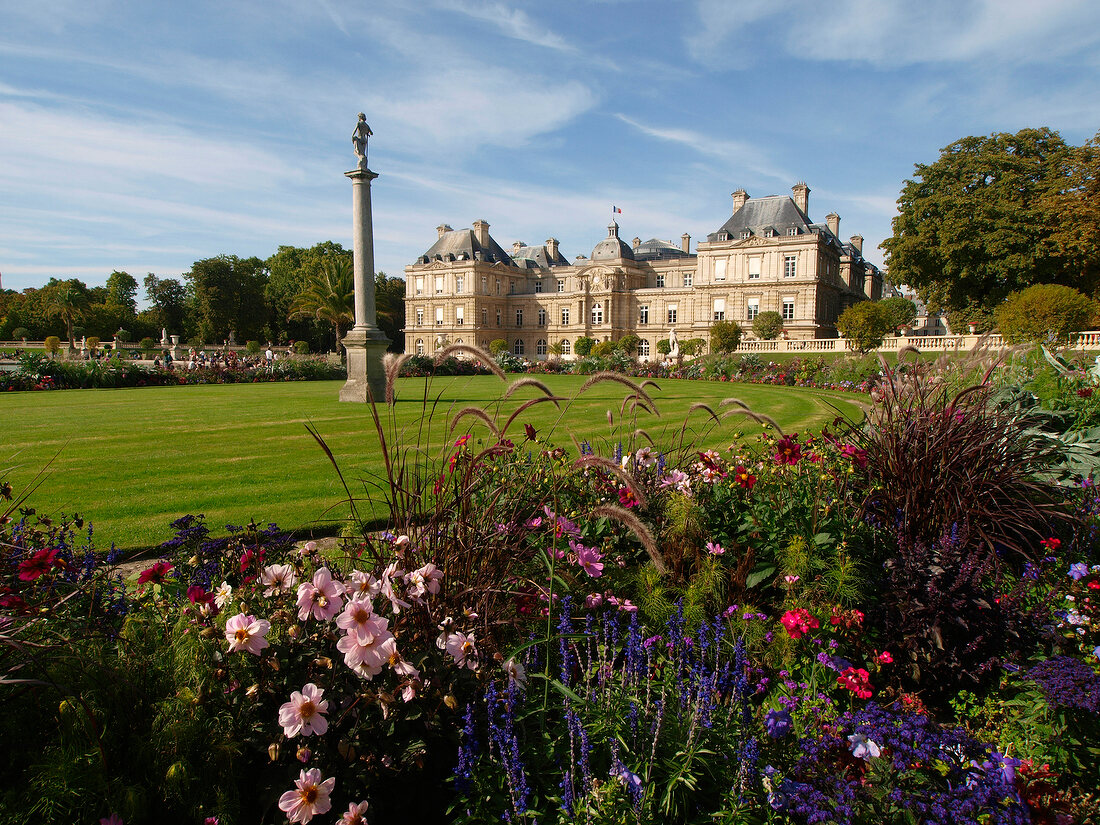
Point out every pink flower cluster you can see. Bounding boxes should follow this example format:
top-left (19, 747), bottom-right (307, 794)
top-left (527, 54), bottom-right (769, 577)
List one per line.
top-left (780, 608), bottom-right (819, 640)
top-left (837, 666), bottom-right (873, 699)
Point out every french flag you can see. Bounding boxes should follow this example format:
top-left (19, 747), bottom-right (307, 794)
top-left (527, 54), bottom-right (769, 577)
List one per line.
top-left (612, 205), bottom-right (622, 214)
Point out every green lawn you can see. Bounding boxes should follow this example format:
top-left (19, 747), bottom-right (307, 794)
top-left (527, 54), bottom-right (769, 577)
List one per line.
top-left (1, 375), bottom-right (865, 550)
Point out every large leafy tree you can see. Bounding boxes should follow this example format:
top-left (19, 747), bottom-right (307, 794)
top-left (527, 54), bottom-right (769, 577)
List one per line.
top-left (104, 271), bottom-right (139, 316)
top-left (186, 255), bottom-right (269, 344)
top-left (374, 271), bottom-right (406, 352)
top-left (836, 301), bottom-right (892, 354)
top-left (143, 274), bottom-right (190, 337)
top-left (1042, 130), bottom-right (1100, 295)
top-left (266, 242), bottom-right (351, 346)
top-left (288, 256), bottom-right (355, 353)
top-left (882, 128), bottom-right (1087, 312)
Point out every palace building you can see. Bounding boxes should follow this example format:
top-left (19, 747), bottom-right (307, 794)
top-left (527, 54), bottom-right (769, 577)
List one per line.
top-left (403, 182), bottom-right (882, 359)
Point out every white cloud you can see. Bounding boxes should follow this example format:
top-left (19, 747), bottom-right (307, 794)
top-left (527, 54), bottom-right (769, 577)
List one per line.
top-left (434, 0), bottom-right (575, 52)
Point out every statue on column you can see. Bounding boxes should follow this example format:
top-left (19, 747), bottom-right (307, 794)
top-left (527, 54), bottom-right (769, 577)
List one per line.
top-left (352, 113), bottom-right (373, 169)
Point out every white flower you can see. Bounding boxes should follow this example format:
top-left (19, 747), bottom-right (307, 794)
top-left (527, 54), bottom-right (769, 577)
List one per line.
top-left (214, 581), bottom-right (233, 609)
top-left (848, 733), bottom-right (881, 761)
top-left (503, 658), bottom-right (526, 687)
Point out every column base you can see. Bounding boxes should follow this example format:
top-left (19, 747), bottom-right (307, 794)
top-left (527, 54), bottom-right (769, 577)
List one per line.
top-left (339, 327), bottom-right (391, 403)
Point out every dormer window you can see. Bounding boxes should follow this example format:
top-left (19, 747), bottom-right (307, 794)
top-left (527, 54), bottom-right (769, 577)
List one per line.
top-left (764, 228), bottom-right (777, 238)
top-left (787, 227), bottom-right (799, 236)
top-left (740, 231), bottom-right (751, 240)
top-left (718, 232), bottom-right (730, 242)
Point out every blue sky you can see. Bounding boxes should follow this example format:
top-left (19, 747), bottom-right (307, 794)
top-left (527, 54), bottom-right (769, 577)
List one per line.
top-left (2, 0), bottom-right (1098, 295)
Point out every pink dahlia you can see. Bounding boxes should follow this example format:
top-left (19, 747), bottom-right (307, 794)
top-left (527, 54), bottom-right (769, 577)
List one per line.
top-left (336, 621), bottom-right (396, 679)
top-left (336, 599), bottom-right (388, 644)
top-left (339, 801), bottom-right (370, 825)
top-left (445, 630), bottom-right (479, 670)
top-left (261, 564), bottom-right (298, 597)
top-left (296, 567), bottom-right (345, 622)
top-left (17, 549), bottom-right (60, 581)
top-left (278, 683), bottom-right (329, 738)
top-left (224, 613), bottom-right (271, 655)
top-left (278, 768), bottom-right (334, 824)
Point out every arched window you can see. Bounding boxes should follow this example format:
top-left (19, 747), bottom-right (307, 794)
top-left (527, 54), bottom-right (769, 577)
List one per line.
top-left (560, 339), bottom-right (572, 355)
top-left (415, 339), bottom-right (424, 355)
top-left (455, 338), bottom-right (463, 346)
top-left (639, 338), bottom-right (650, 358)
top-left (513, 339), bottom-right (525, 355)
top-left (591, 303), bottom-right (603, 325)
top-left (536, 339), bottom-right (546, 356)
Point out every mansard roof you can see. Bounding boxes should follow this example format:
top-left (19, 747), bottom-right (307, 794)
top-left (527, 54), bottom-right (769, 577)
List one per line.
top-left (418, 228), bottom-right (514, 265)
top-left (512, 244), bottom-right (570, 269)
top-left (633, 238), bottom-right (696, 261)
top-left (708, 195), bottom-right (814, 242)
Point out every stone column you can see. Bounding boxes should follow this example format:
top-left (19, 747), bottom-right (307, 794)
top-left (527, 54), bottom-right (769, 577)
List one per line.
top-left (340, 163), bottom-right (391, 403)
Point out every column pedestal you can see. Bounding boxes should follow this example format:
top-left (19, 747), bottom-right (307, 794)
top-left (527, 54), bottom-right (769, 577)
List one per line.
top-left (339, 327), bottom-right (390, 402)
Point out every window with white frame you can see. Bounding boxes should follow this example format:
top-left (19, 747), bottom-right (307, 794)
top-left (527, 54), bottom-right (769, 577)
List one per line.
top-left (787, 227), bottom-right (798, 236)
top-left (638, 304), bottom-right (649, 325)
top-left (782, 298), bottom-right (795, 320)
top-left (714, 259), bottom-right (727, 282)
top-left (509, 280), bottom-right (515, 294)
top-left (515, 308), bottom-right (523, 327)
top-left (496, 309), bottom-right (502, 327)
top-left (455, 306), bottom-right (464, 325)
top-left (416, 308), bottom-right (423, 326)
top-left (667, 304), bottom-right (678, 324)
top-left (535, 279), bottom-right (543, 293)
top-left (415, 276), bottom-right (424, 295)
top-left (481, 308), bottom-right (488, 325)
top-left (415, 338), bottom-right (424, 355)
top-left (748, 257), bottom-right (761, 280)
top-left (561, 339), bottom-right (572, 355)
top-left (455, 275), bottom-right (464, 293)
top-left (495, 279), bottom-right (501, 295)
top-left (435, 276), bottom-right (444, 294)
top-left (561, 307), bottom-right (570, 325)
top-left (765, 228), bottom-right (777, 238)
top-left (513, 339), bottom-right (524, 355)
top-left (557, 279), bottom-right (565, 292)
top-left (656, 274), bottom-right (665, 288)
top-left (784, 255), bottom-right (797, 278)
top-left (537, 308), bottom-right (546, 326)
top-left (683, 271), bottom-right (693, 287)
top-left (591, 303), bottom-right (603, 325)
top-left (435, 307), bottom-right (444, 326)
top-left (536, 339), bottom-right (546, 356)
top-left (639, 338), bottom-right (650, 357)
top-left (481, 276), bottom-right (488, 293)
top-left (740, 230), bottom-right (751, 240)
top-left (747, 299), bottom-right (760, 321)
top-left (713, 298), bottom-right (726, 321)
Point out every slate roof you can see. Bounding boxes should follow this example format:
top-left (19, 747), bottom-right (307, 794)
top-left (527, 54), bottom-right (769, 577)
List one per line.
top-left (511, 243), bottom-right (570, 269)
top-left (591, 221), bottom-right (635, 262)
top-left (633, 238), bottom-right (696, 262)
top-left (418, 228), bottom-right (515, 266)
top-left (707, 195), bottom-right (815, 242)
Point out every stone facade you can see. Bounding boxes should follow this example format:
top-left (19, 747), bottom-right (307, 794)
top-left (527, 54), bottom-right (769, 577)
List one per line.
top-left (403, 183), bottom-right (882, 359)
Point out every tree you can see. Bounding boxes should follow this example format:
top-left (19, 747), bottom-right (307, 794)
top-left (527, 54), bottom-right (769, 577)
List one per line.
top-left (752, 311), bottom-right (784, 340)
top-left (879, 297), bottom-right (918, 331)
top-left (144, 274), bottom-right (189, 337)
top-left (104, 271), bottom-right (139, 317)
top-left (882, 128), bottom-right (1089, 312)
top-left (45, 281), bottom-right (89, 354)
top-left (709, 320), bottom-right (743, 353)
top-left (995, 284), bottom-right (1099, 345)
top-left (656, 339), bottom-right (671, 356)
top-left (574, 337), bottom-right (595, 357)
top-left (1042, 131), bottom-right (1100, 295)
top-left (488, 339), bottom-right (508, 355)
top-left (375, 272), bottom-right (406, 352)
top-left (266, 242), bottom-right (351, 347)
top-left (11, 327), bottom-right (28, 342)
top-left (836, 301), bottom-right (892, 353)
top-left (617, 334), bottom-right (640, 355)
top-left (186, 255), bottom-right (269, 344)
top-left (44, 336), bottom-right (61, 356)
top-left (288, 257), bottom-right (355, 354)
top-left (680, 338), bottom-right (707, 357)
top-left (592, 341), bottom-right (616, 357)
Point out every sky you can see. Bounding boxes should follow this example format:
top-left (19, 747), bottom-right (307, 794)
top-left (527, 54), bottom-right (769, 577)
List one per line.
top-left (1, 0), bottom-right (1099, 295)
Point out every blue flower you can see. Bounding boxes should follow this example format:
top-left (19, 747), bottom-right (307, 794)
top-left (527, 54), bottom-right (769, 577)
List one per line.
top-left (1069, 562), bottom-right (1089, 580)
top-left (764, 709), bottom-right (793, 739)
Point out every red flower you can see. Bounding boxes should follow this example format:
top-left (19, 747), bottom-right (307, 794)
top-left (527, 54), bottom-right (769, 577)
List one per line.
top-left (524, 423), bottom-right (537, 441)
top-left (187, 585), bottom-right (216, 610)
top-left (137, 560), bottom-right (173, 585)
top-left (780, 608), bottom-right (819, 639)
top-left (1041, 537), bottom-right (1061, 552)
top-left (837, 666), bottom-right (873, 699)
top-left (874, 650), bottom-right (893, 665)
top-left (840, 444), bottom-right (868, 469)
top-left (773, 435), bottom-right (802, 465)
top-left (454, 434), bottom-right (471, 448)
top-left (733, 466), bottom-right (756, 490)
top-left (618, 487), bottom-right (639, 509)
top-left (1078, 387), bottom-right (1094, 398)
top-left (18, 549), bottom-right (61, 581)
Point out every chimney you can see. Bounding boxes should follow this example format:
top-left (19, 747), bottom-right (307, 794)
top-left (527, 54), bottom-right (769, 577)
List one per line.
top-left (512, 241), bottom-right (525, 255)
top-left (632, 237), bottom-right (641, 249)
top-left (731, 188), bottom-right (749, 212)
top-left (826, 212), bottom-right (840, 237)
top-left (791, 182), bottom-right (810, 215)
top-left (472, 219), bottom-right (490, 247)
top-left (681, 233), bottom-right (691, 253)
top-left (436, 223), bottom-right (452, 239)
top-left (849, 234), bottom-right (864, 254)
top-left (545, 238), bottom-right (559, 260)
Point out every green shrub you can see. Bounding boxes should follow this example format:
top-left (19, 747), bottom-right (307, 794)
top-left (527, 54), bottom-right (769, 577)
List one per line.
top-left (617, 334), bottom-right (640, 355)
top-left (11, 327), bottom-right (28, 341)
top-left (85, 336), bottom-right (100, 351)
top-left (709, 320), bottom-right (742, 353)
top-left (752, 310), bottom-right (784, 340)
top-left (592, 341), bottom-right (616, 357)
top-left (574, 336), bottom-right (595, 357)
top-left (139, 337), bottom-right (157, 355)
top-left (879, 296), bottom-right (918, 331)
top-left (996, 283), bottom-right (1099, 344)
top-left (44, 336), bottom-right (61, 355)
top-left (836, 301), bottom-right (892, 353)
top-left (293, 340), bottom-right (310, 354)
top-left (656, 339), bottom-right (671, 355)
top-left (245, 340), bottom-right (261, 355)
top-left (488, 338), bottom-right (508, 355)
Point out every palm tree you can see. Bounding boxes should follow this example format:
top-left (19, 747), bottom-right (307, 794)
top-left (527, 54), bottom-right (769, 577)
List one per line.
top-left (288, 257), bottom-right (355, 356)
top-left (46, 283), bottom-right (89, 356)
